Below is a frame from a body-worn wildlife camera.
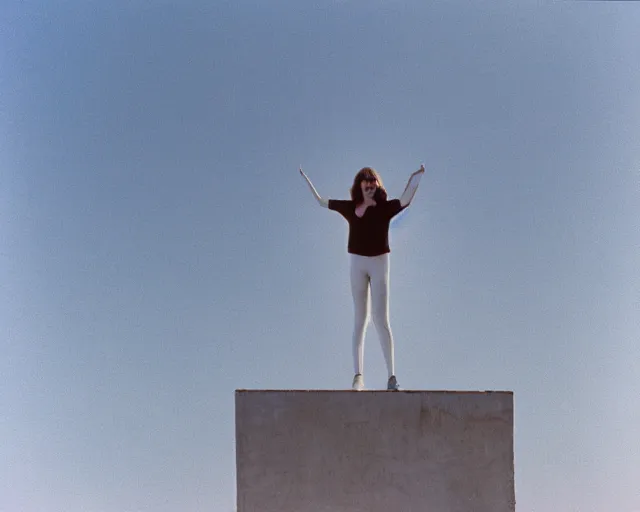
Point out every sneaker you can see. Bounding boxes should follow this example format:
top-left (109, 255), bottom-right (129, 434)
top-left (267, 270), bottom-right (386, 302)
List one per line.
top-left (352, 373), bottom-right (364, 391)
top-left (387, 375), bottom-right (400, 391)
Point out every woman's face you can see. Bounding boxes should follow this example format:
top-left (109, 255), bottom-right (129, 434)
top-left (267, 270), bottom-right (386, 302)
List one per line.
top-left (360, 178), bottom-right (378, 200)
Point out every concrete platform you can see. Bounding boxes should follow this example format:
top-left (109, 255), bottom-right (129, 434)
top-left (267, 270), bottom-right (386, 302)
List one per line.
top-left (235, 390), bottom-right (515, 512)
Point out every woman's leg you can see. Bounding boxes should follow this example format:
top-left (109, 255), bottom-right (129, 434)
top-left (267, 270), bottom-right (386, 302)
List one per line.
top-left (369, 254), bottom-right (395, 378)
top-left (350, 254), bottom-right (370, 376)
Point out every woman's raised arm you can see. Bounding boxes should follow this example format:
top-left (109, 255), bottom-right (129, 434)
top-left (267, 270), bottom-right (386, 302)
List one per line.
top-left (399, 164), bottom-right (425, 207)
top-left (299, 167), bottom-right (329, 208)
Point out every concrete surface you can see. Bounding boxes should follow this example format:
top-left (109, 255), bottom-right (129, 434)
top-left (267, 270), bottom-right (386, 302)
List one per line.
top-left (235, 390), bottom-right (515, 512)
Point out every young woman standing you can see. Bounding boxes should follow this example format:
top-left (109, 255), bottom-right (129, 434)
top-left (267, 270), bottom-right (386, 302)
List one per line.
top-left (300, 165), bottom-right (425, 390)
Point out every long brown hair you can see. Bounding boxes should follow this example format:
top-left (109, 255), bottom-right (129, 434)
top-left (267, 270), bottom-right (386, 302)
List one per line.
top-left (350, 167), bottom-right (388, 204)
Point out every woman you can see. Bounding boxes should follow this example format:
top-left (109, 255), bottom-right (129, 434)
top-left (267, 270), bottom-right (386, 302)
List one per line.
top-left (299, 165), bottom-right (425, 390)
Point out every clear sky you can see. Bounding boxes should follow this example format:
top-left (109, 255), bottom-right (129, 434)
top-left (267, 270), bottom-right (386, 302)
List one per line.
top-left (2, 1), bottom-right (639, 511)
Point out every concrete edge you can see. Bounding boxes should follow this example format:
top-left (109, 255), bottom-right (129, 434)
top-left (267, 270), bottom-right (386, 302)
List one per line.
top-left (234, 389), bottom-right (514, 394)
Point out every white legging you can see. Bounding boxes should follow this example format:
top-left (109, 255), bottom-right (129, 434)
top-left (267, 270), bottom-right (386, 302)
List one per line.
top-left (350, 253), bottom-right (395, 378)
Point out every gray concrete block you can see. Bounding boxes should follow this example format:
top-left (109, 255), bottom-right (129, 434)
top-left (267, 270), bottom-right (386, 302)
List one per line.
top-left (235, 390), bottom-right (515, 512)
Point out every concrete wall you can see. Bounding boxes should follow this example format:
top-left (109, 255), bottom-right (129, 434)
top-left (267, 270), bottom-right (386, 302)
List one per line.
top-left (235, 390), bottom-right (515, 512)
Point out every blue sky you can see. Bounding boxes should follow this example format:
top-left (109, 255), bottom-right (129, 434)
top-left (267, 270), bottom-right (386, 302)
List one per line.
top-left (1, 1), bottom-right (639, 511)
